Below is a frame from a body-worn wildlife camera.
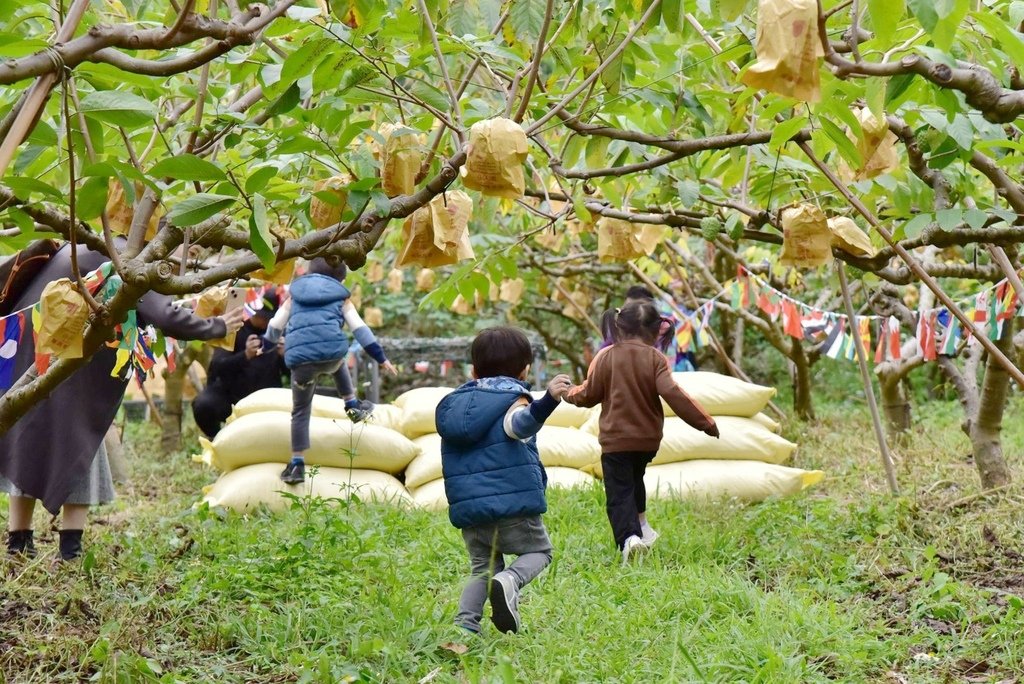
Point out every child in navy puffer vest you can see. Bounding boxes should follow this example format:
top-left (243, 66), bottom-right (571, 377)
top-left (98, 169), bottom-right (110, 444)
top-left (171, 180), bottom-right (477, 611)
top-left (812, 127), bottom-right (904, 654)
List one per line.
top-left (435, 327), bottom-right (572, 635)
top-left (265, 257), bottom-right (396, 484)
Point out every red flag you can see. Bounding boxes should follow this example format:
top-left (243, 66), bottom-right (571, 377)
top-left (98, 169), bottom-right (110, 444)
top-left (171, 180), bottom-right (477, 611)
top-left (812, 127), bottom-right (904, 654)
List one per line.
top-left (916, 312), bottom-right (937, 361)
top-left (782, 300), bottom-right (804, 338)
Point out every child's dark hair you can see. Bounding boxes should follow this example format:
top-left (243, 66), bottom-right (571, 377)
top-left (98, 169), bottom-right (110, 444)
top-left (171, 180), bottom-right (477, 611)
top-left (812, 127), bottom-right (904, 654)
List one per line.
top-left (308, 256), bottom-right (347, 282)
top-left (615, 300), bottom-right (663, 345)
top-left (625, 285), bottom-right (654, 301)
top-left (471, 326), bottom-right (533, 379)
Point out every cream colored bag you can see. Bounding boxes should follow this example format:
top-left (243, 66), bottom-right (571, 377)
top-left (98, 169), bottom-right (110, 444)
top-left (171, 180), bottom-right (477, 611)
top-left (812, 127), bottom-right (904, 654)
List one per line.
top-left (228, 388), bottom-right (405, 432)
top-left (310, 175), bottom-right (350, 228)
top-left (536, 426), bottom-right (601, 469)
top-left (395, 386), bottom-right (453, 437)
top-left (666, 372), bottom-right (777, 418)
top-left (644, 460), bottom-right (824, 503)
top-left (750, 411), bottom-right (781, 433)
top-left (839, 108), bottom-right (899, 182)
top-left (197, 411), bottom-right (420, 473)
top-left (779, 204), bottom-right (833, 268)
top-left (410, 478), bottom-right (449, 510)
top-left (530, 393), bottom-right (594, 428)
top-left (461, 117), bottom-right (529, 199)
top-left (387, 268), bottom-right (404, 293)
top-left (415, 269), bottom-right (436, 292)
top-left (499, 278), bottom-right (525, 306)
top-left (106, 180), bottom-right (162, 240)
top-left (828, 216), bottom-right (877, 258)
top-left (202, 463), bottom-right (410, 512)
top-left (739, 0), bottom-right (823, 102)
top-left (250, 258), bottom-right (296, 286)
top-left (597, 217), bottom-right (665, 262)
top-left (194, 286), bottom-right (237, 351)
top-left (409, 466), bottom-right (597, 511)
top-left (404, 433), bottom-right (443, 489)
top-left (36, 279), bottom-right (89, 359)
top-left (378, 123), bottom-right (423, 197)
top-left (395, 192), bottom-right (474, 268)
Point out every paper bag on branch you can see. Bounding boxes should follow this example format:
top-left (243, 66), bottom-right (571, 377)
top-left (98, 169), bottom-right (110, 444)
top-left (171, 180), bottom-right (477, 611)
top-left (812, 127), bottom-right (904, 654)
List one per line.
top-left (450, 292), bottom-right (483, 315)
top-left (387, 268), bottom-right (404, 293)
top-left (561, 288), bottom-right (591, 321)
top-left (461, 118), bottom-right (529, 199)
top-left (378, 123), bottom-right (423, 198)
top-left (499, 278), bottom-right (525, 306)
top-left (106, 180), bottom-right (162, 241)
top-left (364, 307), bottom-right (384, 328)
top-left (415, 268), bottom-right (436, 292)
top-left (194, 286), bottom-right (237, 351)
top-left (349, 284), bottom-right (362, 310)
top-left (839, 108), bottom-right (900, 181)
top-left (250, 258), bottom-right (296, 285)
top-left (365, 261), bottom-right (385, 283)
top-left (828, 216), bottom-right (877, 258)
top-left (779, 204), bottom-right (833, 268)
top-left (597, 217), bottom-right (665, 262)
top-left (534, 229), bottom-right (566, 252)
top-left (36, 279), bottom-right (89, 359)
top-left (310, 174), bottom-right (351, 229)
top-left (739, 0), bottom-right (823, 102)
top-left (395, 192), bottom-right (475, 268)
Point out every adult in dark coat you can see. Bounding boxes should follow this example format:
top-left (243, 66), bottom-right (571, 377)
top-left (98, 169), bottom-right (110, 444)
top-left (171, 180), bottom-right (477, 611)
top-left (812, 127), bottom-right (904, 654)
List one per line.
top-left (1, 242), bottom-right (242, 559)
top-left (192, 289), bottom-right (288, 438)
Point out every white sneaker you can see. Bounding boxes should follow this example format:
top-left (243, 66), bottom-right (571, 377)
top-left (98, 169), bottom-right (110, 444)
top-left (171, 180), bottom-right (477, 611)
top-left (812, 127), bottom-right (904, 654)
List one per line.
top-left (622, 535), bottom-right (645, 565)
top-left (640, 522), bottom-right (659, 548)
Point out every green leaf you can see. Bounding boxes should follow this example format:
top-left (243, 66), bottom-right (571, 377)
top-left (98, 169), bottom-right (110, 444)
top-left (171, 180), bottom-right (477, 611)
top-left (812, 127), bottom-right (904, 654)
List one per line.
top-left (506, 0), bottom-right (545, 47)
top-left (76, 176), bottom-right (109, 221)
top-left (972, 9), bottom-right (1024, 68)
top-left (586, 136), bottom-right (611, 169)
top-left (167, 193), bottom-right (236, 227)
top-left (908, 0), bottom-right (938, 33)
top-left (249, 194), bottom-right (276, 270)
top-left (869, 0), bottom-right (904, 47)
top-left (946, 114), bottom-right (973, 150)
top-left (865, 77), bottom-right (885, 123)
top-left (280, 38), bottom-right (334, 87)
top-left (935, 207), bottom-right (962, 230)
top-left (676, 179), bottom-right (699, 208)
top-left (931, 0), bottom-right (968, 50)
top-left (717, 0), bottom-right (748, 21)
top-left (964, 208), bottom-right (988, 229)
top-left (903, 213), bottom-right (932, 238)
top-left (264, 83), bottom-right (301, 119)
top-left (819, 118), bottom-right (863, 168)
top-left (149, 154), bottom-right (226, 182)
top-left (885, 73), bottom-right (916, 106)
top-left (2, 176), bottom-right (62, 199)
top-left (662, 0), bottom-right (685, 31)
top-left (78, 90), bottom-right (156, 129)
top-left (246, 166), bottom-right (278, 195)
top-left (769, 115), bottom-right (807, 150)
top-left (572, 197), bottom-right (592, 223)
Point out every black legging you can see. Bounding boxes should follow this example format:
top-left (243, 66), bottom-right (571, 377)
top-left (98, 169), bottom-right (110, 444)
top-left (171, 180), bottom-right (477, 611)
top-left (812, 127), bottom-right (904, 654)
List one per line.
top-left (191, 385), bottom-right (234, 438)
top-left (600, 451), bottom-right (656, 549)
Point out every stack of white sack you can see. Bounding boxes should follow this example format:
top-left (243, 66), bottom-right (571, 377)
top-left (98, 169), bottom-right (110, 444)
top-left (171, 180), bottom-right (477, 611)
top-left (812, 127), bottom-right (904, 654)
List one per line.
top-left (197, 388), bottom-right (416, 512)
top-left (580, 372), bottom-right (824, 503)
top-left (397, 386), bottom-right (601, 510)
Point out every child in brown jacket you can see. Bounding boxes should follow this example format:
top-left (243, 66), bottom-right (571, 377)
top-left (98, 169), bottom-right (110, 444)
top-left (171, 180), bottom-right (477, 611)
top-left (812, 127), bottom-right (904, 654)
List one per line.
top-left (565, 300), bottom-right (719, 564)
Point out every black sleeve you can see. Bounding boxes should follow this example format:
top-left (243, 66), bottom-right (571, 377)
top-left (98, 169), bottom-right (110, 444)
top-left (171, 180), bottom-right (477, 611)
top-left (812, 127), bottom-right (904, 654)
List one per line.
top-left (136, 291), bottom-right (227, 341)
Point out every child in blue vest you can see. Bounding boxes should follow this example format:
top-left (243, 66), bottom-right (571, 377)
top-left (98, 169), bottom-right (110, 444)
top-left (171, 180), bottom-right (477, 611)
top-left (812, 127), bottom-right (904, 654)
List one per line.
top-left (435, 327), bottom-right (572, 634)
top-left (265, 257), bottom-right (396, 484)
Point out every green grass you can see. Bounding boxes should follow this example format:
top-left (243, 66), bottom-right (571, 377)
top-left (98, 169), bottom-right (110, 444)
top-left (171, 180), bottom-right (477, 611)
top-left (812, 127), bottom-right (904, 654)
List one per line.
top-left (2, 400), bottom-right (1024, 683)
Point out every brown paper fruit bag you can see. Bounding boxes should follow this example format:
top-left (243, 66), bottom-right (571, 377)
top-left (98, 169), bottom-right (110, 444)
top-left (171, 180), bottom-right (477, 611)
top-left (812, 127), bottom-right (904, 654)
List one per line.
top-left (37, 278), bottom-right (89, 359)
top-left (195, 286), bottom-right (237, 351)
top-left (250, 258), bottom-right (296, 285)
top-left (560, 288), bottom-right (591, 321)
top-left (365, 261), bottom-right (385, 283)
top-left (106, 180), bottom-right (162, 240)
top-left (597, 217), bottom-right (665, 262)
top-left (739, 0), bottom-right (823, 102)
top-left (429, 190), bottom-right (474, 260)
top-left (461, 118), bottom-right (529, 199)
top-left (415, 268), bottom-right (436, 292)
top-left (499, 278), bottom-right (525, 306)
top-left (364, 306), bottom-right (384, 328)
top-left (839, 108), bottom-right (900, 181)
top-left (387, 268), bottom-right (404, 293)
top-left (310, 175), bottom-right (351, 229)
top-left (828, 216), bottom-right (877, 258)
top-left (395, 209), bottom-right (450, 268)
top-left (534, 228), bottom-right (566, 252)
top-left (379, 123), bottom-right (423, 198)
top-left (779, 204), bottom-right (833, 268)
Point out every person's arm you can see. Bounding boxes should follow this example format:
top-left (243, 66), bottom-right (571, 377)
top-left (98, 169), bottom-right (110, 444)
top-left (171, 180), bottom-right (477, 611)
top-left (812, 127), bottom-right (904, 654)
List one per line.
top-left (655, 353), bottom-right (718, 437)
top-left (136, 290), bottom-right (228, 340)
top-left (263, 298), bottom-right (291, 344)
top-left (563, 349), bottom-right (608, 408)
top-left (503, 374), bottom-right (572, 440)
top-left (342, 301), bottom-right (387, 364)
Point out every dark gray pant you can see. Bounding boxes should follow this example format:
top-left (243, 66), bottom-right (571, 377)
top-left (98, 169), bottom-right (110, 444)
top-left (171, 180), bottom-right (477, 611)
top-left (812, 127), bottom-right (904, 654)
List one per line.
top-left (290, 358), bottom-right (355, 452)
top-left (456, 515), bottom-right (553, 632)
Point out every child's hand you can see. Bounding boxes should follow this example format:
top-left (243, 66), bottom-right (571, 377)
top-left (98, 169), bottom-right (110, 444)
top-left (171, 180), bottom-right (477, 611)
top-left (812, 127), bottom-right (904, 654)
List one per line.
top-left (381, 360), bottom-right (398, 376)
top-left (546, 374), bottom-right (572, 400)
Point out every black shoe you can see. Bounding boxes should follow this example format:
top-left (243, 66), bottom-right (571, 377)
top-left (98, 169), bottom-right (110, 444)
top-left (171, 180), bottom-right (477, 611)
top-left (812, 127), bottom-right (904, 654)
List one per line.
top-left (345, 400), bottom-right (375, 423)
top-left (489, 571), bottom-right (521, 634)
top-left (58, 529), bottom-right (83, 561)
top-left (7, 529), bottom-right (36, 557)
top-left (280, 461), bottom-right (305, 484)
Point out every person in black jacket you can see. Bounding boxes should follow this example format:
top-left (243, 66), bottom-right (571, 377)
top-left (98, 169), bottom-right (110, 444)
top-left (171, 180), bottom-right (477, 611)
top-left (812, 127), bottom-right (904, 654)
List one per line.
top-left (192, 288), bottom-right (289, 438)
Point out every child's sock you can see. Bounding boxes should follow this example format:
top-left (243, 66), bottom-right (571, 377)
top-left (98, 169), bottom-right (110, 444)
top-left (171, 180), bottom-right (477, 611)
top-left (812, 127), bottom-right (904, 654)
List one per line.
top-left (290, 455), bottom-right (305, 465)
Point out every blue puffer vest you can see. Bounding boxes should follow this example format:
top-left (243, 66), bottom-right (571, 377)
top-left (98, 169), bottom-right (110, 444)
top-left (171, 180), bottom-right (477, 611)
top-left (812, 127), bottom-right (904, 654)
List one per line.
top-left (435, 377), bottom-right (548, 529)
top-left (284, 274), bottom-right (350, 369)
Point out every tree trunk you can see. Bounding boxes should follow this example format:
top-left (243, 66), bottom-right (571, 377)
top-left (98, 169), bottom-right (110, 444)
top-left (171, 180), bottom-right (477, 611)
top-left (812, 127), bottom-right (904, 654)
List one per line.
top-left (790, 342), bottom-right (815, 421)
top-left (970, 319), bottom-right (1015, 489)
top-left (879, 374), bottom-right (912, 436)
top-left (160, 345), bottom-right (206, 453)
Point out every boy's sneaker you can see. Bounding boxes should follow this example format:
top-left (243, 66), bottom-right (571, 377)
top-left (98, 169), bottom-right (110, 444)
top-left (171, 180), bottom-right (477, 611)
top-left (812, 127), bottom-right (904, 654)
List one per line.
top-left (488, 571), bottom-right (521, 634)
top-left (622, 534), bottom-right (646, 565)
top-left (345, 399), bottom-right (375, 423)
top-left (280, 460), bottom-right (305, 484)
top-left (640, 522), bottom-right (660, 548)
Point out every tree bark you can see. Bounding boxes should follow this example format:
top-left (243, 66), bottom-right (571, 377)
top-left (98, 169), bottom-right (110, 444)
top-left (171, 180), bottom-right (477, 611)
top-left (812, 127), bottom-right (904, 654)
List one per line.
top-left (970, 319), bottom-right (1015, 488)
top-left (879, 373), bottom-right (912, 436)
top-left (790, 342), bottom-right (815, 421)
top-left (160, 345), bottom-right (205, 453)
